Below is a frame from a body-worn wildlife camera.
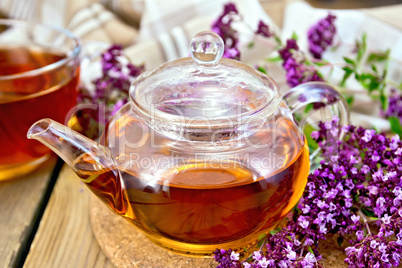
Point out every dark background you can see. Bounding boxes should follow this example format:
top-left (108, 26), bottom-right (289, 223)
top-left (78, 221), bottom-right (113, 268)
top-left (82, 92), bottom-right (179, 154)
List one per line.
top-left (306, 0), bottom-right (402, 9)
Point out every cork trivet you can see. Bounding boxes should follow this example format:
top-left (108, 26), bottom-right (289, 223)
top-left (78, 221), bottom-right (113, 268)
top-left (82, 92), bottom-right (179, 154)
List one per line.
top-left (90, 195), bottom-right (348, 267)
top-left (89, 195), bottom-right (215, 268)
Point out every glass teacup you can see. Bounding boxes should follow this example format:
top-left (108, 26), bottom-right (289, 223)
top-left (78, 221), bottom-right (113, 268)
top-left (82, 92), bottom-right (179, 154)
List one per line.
top-left (0, 19), bottom-right (81, 180)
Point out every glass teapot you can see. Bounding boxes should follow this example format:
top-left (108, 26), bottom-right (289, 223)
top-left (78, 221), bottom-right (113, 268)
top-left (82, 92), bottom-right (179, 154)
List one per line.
top-left (27, 31), bottom-right (348, 256)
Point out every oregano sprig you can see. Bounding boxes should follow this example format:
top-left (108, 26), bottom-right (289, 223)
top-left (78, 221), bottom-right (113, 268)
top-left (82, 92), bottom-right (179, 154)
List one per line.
top-left (213, 118), bottom-right (402, 268)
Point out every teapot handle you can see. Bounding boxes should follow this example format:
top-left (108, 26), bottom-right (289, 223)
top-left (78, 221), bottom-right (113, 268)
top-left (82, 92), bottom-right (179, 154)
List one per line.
top-left (283, 82), bottom-right (350, 160)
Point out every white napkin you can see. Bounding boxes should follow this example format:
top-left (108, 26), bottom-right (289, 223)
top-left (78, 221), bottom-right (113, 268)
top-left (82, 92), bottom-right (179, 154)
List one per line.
top-left (125, 0), bottom-right (278, 68)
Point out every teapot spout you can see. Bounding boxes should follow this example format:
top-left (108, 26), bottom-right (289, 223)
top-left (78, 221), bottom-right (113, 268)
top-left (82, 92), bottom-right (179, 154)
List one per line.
top-left (27, 119), bottom-right (132, 217)
top-left (28, 118), bottom-right (99, 172)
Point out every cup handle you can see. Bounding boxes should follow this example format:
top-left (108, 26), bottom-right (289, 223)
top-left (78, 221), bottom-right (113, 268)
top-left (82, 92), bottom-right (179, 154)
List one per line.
top-left (65, 42), bottom-right (110, 129)
top-left (283, 82), bottom-right (350, 160)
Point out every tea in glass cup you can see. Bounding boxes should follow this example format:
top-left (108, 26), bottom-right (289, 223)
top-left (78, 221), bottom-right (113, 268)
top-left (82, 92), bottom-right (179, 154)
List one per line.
top-left (0, 19), bottom-right (80, 180)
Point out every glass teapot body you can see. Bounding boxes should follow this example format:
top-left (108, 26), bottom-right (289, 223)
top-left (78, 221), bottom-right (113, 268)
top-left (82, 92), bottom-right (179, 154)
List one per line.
top-left (100, 97), bottom-right (309, 255)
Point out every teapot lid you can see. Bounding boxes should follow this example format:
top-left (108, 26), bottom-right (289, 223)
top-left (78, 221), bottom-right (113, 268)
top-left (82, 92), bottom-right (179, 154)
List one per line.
top-left (130, 31), bottom-right (282, 125)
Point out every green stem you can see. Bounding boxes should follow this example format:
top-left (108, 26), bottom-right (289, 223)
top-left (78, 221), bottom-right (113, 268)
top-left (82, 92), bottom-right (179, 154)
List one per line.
top-left (358, 209), bottom-right (372, 235)
top-left (258, 237), bottom-right (268, 251)
top-left (386, 79), bottom-right (401, 90)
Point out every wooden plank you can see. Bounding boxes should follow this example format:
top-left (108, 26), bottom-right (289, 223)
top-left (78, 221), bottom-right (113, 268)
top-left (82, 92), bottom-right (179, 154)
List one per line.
top-left (0, 157), bottom-right (57, 268)
top-left (24, 165), bottom-right (114, 268)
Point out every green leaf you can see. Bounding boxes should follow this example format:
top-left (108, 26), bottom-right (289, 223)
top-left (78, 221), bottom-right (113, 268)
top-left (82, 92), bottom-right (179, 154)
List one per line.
top-left (258, 233), bottom-right (267, 240)
top-left (356, 33), bottom-right (367, 64)
top-left (294, 113), bottom-right (302, 122)
top-left (356, 73), bottom-right (381, 92)
top-left (269, 229), bottom-right (280, 236)
top-left (274, 35), bottom-right (282, 47)
top-left (316, 70), bottom-right (324, 80)
top-left (367, 50), bottom-right (390, 62)
top-left (340, 66), bottom-right (354, 87)
top-left (257, 66), bottom-right (268, 74)
top-left (257, 234), bottom-right (267, 248)
top-left (371, 64), bottom-right (378, 73)
top-left (382, 51), bottom-right (391, 80)
top-left (248, 41), bottom-right (255, 49)
top-left (343, 57), bottom-right (356, 66)
top-left (266, 55), bottom-right (282, 62)
top-left (294, 206), bottom-right (301, 214)
top-left (312, 60), bottom-right (329, 67)
top-left (304, 103), bottom-right (314, 113)
top-left (291, 31), bottom-right (298, 41)
top-left (346, 95), bottom-right (354, 106)
top-left (389, 116), bottom-right (402, 136)
top-left (362, 33), bottom-right (367, 50)
top-left (331, 44), bottom-right (340, 52)
top-left (337, 236), bottom-right (344, 247)
top-left (257, 239), bottom-right (265, 249)
top-left (368, 79), bottom-right (381, 92)
top-left (361, 208), bottom-right (375, 217)
top-left (304, 124), bottom-right (318, 151)
top-left (243, 254), bottom-right (254, 262)
top-left (326, 66), bottom-right (335, 81)
top-left (380, 92), bottom-right (387, 110)
top-left (307, 246), bottom-right (314, 254)
top-left (292, 201), bottom-right (301, 213)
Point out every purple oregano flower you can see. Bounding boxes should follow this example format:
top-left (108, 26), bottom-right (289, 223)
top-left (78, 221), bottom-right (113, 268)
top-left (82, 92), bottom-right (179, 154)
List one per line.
top-left (214, 116), bottom-right (402, 267)
top-left (211, 3), bottom-right (241, 60)
top-left (212, 3), bottom-right (274, 61)
top-left (308, 13), bottom-right (337, 59)
top-left (278, 39), bottom-right (323, 87)
top-left (382, 88), bottom-right (402, 122)
top-left (255, 20), bottom-right (272, 38)
top-left (76, 45), bottom-right (144, 139)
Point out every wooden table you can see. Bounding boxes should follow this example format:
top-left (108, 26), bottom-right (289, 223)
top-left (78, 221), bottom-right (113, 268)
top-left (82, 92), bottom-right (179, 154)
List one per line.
top-left (1, 2), bottom-right (401, 268)
top-left (0, 157), bottom-right (113, 268)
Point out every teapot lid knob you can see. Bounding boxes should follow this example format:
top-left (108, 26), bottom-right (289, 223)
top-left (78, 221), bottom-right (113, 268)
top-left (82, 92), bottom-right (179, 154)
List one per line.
top-left (190, 31), bottom-right (224, 66)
